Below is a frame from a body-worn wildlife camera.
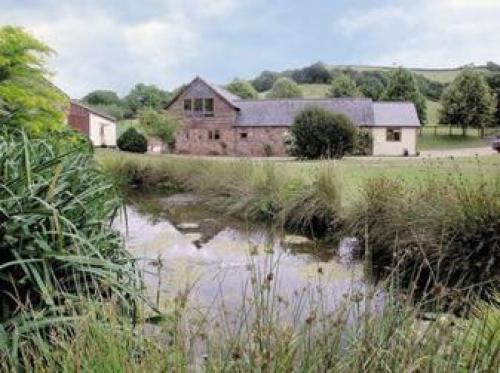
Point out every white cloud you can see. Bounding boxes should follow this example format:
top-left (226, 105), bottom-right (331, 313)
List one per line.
top-left (335, 0), bottom-right (500, 68)
top-left (0, 0), bottom-right (243, 97)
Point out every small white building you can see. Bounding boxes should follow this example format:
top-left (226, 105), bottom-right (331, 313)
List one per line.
top-left (367, 102), bottom-right (420, 156)
top-left (67, 101), bottom-right (117, 147)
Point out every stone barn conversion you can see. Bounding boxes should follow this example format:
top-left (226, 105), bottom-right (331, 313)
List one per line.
top-left (67, 100), bottom-right (117, 147)
top-left (166, 77), bottom-right (420, 157)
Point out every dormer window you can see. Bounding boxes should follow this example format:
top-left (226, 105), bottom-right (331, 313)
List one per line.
top-left (204, 98), bottom-right (214, 117)
top-left (184, 97), bottom-right (214, 117)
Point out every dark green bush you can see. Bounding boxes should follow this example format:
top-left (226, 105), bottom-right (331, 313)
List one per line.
top-left (117, 127), bottom-right (148, 153)
top-left (289, 107), bottom-right (357, 159)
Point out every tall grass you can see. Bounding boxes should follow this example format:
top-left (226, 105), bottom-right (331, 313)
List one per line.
top-left (347, 172), bottom-right (500, 306)
top-left (0, 131), bottom-right (138, 365)
top-left (5, 254), bottom-right (499, 371)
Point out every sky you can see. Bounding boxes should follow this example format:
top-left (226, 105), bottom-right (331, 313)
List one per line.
top-left (1, 0), bottom-right (500, 97)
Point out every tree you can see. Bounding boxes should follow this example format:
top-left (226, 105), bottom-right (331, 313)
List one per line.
top-left (82, 90), bottom-right (120, 106)
top-left (0, 26), bottom-right (68, 135)
top-left (82, 90), bottom-right (121, 106)
top-left (486, 61), bottom-right (500, 72)
top-left (358, 75), bottom-right (386, 100)
top-left (288, 107), bottom-right (357, 159)
top-left (117, 127), bottom-right (148, 153)
top-left (226, 79), bottom-right (258, 99)
top-left (124, 83), bottom-right (171, 116)
top-left (440, 70), bottom-right (495, 135)
top-left (382, 67), bottom-right (427, 124)
top-left (328, 74), bottom-right (362, 98)
top-left (251, 71), bottom-right (280, 92)
top-left (291, 62), bottom-right (332, 84)
top-left (267, 77), bottom-right (303, 99)
top-left (486, 73), bottom-right (500, 126)
top-left (138, 107), bottom-right (181, 149)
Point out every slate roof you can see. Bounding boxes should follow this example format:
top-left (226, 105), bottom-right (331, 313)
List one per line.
top-left (373, 102), bottom-right (420, 127)
top-left (167, 77), bottom-right (421, 128)
top-left (234, 98), bottom-right (375, 127)
top-left (71, 100), bottom-right (116, 121)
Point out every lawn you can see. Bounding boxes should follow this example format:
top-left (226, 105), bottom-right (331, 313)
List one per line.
top-left (96, 149), bottom-right (500, 204)
top-left (418, 134), bottom-right (488, 150)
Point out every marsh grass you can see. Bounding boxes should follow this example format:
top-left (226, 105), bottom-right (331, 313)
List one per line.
top-left (347, 169), bottom-right (500, 306)
top-left (0, 132), bottom-right (139, 366)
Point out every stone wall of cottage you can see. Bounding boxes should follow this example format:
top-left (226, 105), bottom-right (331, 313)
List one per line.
top-left (174, 126), bottom-right (288, 156)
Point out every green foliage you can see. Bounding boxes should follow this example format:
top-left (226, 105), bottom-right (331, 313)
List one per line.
top-left (440, 70), bottom-right (495, 133)
top-left (226, 79), bottom-right (258, 99)
top-left (328, 74), bottom-right (363, 98)
top-left (138, 107), bottom-right (180, 148)
top-left (353, 128), bottom-right (373, 155)
top-left (117, 127), bottom-right (148, 153)
top-left (90, 103), bottom-right (126, 120)
top-left (82, 90), bottom-right (121, 106)
top-left (0, 26), bottom-right (68, 135)
top-left (485, 73), bottom-right (500, 126)
top-left (251, 70), bottom-right (280, 92)
top-left (267, 77), bottom-right (303, 99)
top-left (289, 107), bottom-right (357, 159)
top-left (124, 83), bottom-right (171, 117)
top-left (486, 61), bottom-right (500, 72)
top-left (357, 74), bottom-right (386, 100)
top-left (290, 62), bottom-right (332, 84)
top-left (383, 67), bottom-right (427, 124)
top-left (0, 131), bottom-right (137, 362)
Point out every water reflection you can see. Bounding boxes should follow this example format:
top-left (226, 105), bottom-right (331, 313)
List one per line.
top-left (113, 195), bottom-right (373, 316)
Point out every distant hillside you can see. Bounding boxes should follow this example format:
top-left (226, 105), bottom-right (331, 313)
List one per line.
top-left (328, 65), bottom-right (490, 84)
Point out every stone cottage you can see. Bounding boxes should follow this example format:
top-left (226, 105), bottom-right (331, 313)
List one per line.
top-left (165, 76), bottom-right (420, 157)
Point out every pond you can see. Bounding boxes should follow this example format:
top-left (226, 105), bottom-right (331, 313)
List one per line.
top-left (114, 193), bottom-right (377, 316)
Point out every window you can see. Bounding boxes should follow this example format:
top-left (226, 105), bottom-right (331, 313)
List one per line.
top-left (240, 132), bottom-right (248, 139)
top-left (184, 97), bottom-right (215, 117)
top-left (204, 98), bottom-right (214, 117)
top-left (208, 130), bottom-right (220, 140)
top-left (193, 98), bottom-right (203, 114)
top-left (386, 128), bottom-right (402, 142)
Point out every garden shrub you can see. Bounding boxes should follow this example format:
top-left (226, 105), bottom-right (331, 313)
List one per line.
top-left (353, 128), bottom-right (373, 155)
top-left (289, 107), bottom-right (357, 159)
top-left (117, 127), bottom-right (148, 153)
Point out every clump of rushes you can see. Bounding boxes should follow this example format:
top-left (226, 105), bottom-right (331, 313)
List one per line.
top-left (5, 254), bottom-right (499, 371)
top-left (0, 131), bottom-right (138, 364)
top-left (348, 172), bottom-right (500, 306)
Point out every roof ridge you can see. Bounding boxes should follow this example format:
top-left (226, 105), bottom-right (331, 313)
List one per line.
top-left (235, 97), bottom-right (373, 102)
top-left (375, 101), bottom-right (416, 105)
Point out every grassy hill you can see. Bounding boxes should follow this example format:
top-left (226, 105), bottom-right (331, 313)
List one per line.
top-left (328, 65), bottom-right (489, 84)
